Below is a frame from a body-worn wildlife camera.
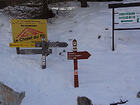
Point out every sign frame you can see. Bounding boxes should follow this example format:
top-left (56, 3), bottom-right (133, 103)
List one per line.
top-left (108, 2), bottom-right (140, 51)
top-left (11, 19), bottom-right (47, 47)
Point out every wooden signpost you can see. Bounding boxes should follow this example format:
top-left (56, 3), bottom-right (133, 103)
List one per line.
top-left (67, 39), bottom-right (91, 88)
top-left (9, 19), bottom-right (68, 69)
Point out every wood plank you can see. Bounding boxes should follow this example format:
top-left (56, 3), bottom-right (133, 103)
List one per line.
top-left (109, 2), bottom-right (140, 8)
top-left (115, 28), bottom-right (140, 30)
top-left (9, 43), bottom-right (36, 48)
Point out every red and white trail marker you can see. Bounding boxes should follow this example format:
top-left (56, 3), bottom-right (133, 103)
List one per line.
top-left (67, 39), bottom-right (91, 88)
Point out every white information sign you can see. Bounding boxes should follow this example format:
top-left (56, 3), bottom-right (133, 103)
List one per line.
top-left (118, 10), bottom-right (140, 24)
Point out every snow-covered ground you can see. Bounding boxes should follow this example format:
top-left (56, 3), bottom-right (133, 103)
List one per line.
top-left (0, 0), bottom-right (140, 105)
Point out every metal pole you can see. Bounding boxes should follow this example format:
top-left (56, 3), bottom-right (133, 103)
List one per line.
top-left (112, 8), bottom-right (115, 51)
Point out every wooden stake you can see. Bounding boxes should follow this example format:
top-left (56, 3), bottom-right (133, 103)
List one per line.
top-left (41, 34), bottom-right (46, 69)
top-left (67, 39), bottom-right (91, 88)
top-left (73, 39), bottom-right (79, 88)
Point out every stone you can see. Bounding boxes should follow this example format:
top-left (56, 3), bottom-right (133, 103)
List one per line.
top-left (0, 82), bottom-right (25, 105)
top-left (77, 96), bottom-right (93, 105)
top-left (137, 91), bottom-right (140, 98)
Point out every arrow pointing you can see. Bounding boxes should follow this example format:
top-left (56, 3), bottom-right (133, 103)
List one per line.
top-left (68, 51), bottom-right (91, 60)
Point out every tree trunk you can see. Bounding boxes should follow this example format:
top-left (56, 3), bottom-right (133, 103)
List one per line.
top-left (37, 0), bottom-right (55, 19)
top-left (81, 0), bottom-right (88, 7)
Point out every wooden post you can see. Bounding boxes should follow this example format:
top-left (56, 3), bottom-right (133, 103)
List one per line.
top-left (67, 40), bottom-right (91, 88)
top-left (73, 39), bottom-right (79, 88)
top-left (41, 34), bottom-right (46, 69)
top-left (81, 0), bottom-right (88, 7)
top-left (112, 8), bottom-right (115, 51)
top-left (16, 47), bottom-right (20, 54)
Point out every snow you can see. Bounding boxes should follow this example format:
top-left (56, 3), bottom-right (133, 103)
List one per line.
top-left (0, 0), bottom-right (140, 105)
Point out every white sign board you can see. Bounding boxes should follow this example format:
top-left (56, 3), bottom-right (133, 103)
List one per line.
top-left (118, 10), bottom-right (140, 24)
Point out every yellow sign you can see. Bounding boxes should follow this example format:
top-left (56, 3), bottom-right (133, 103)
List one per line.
top-left (9, 43), bottom-right (36, 48)
top-left (11, 19), bottom-right (47, 47)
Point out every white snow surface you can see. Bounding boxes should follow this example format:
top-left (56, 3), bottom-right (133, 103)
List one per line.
top-left (0, 0), bottom-right (140, 105)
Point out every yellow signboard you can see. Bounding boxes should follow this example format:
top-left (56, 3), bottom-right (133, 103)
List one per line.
top-left (9, 43), bottom-right (36, 48)
top-left (11, 19), bottom-right (47, 47)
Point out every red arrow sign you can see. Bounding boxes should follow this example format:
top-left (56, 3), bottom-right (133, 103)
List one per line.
top-left (67, 51), bottom-right (91, 60)
top-left (67, 39), bottom-right (91, 88)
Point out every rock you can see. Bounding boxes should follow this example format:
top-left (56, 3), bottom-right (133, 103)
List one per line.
top-left (69, 30), bottom-right (73, 32)
top-left (59, 52), bottom-right (62, 55)
top-left (105, 28), bottom-right (109, 30)
top-left (63, 49), bottom-right (66, 52)
top-left (77, 96), bottom-right (93, 105)
top-left (98, 35), bottom-right (101, 39)
top-left (137, 91), bottom-right (140, 98)
top-left (0, 82), bottom-right (25, 105)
